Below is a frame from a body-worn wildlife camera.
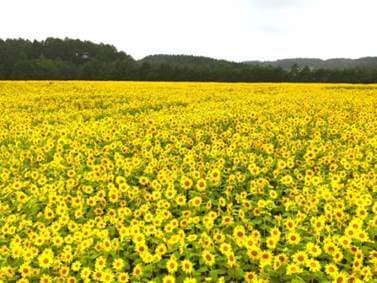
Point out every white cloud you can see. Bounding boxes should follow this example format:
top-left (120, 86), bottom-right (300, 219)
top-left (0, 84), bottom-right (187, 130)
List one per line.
top-left (0, 0), bottom-right (376, 61)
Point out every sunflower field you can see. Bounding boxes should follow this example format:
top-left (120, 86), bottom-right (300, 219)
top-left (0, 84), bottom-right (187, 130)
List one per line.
top-left (0, 81), bottom-right (376, 283)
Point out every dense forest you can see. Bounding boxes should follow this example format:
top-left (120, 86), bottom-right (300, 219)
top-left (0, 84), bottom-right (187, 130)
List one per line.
top-left (1, 37), bottom-right (377, 82)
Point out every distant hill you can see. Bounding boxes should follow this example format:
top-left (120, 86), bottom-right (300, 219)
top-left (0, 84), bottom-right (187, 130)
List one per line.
top-left (140, 54), bottom-right (240, 68)
top-left (1, 37), bottom-right (377, 82)
top-left (244, 57), bottom-right (377, 70)
top-left (137, 54), bottom-right (257, 81)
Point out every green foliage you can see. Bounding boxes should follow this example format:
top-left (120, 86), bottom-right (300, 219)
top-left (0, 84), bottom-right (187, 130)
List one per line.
top-left (1, 37), bottom-right (377, 82)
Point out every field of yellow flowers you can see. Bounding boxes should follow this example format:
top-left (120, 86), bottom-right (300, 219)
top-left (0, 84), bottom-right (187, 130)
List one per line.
top-left (0, 81), bottom-right (376, 283)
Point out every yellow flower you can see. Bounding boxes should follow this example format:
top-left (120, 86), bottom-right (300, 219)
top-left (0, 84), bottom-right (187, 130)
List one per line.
top-left (311, 216), bottom-right (326, 233)
top-left (202, 250), bottom-right (215, 267)
top-left (39, 274), bottom-right (53, 283)
top-left (190, 196), bottom-right (202, 207)
top-left (19, 263), bottom-right (32, 278)
top-left (286, 231), bottom-right (301, 245)
top-left (163, 275), bottom-right (176, 283)
top-left (38, 249), bottom-right (54, 269)
top-left (155, 243), bottom-right (167, 255)
top-left (325, 263), bottom-right (338, 278)
top-left (355, 230), bottom-right (369, 242)
top-left (292, 251), bottom-right (308, 266)
top-left (80, 267), bottom-right (92, 280)
top-left (101, 269), bottom-right (114, 283)
top-left (117, 272), bottom-right (129, 283)
top-left (306, 259), bottom-right (321, 272)
top-left (284, 218), bottom-right (296, 231)
top-left (219, 242), bottom-right (233, 256)
top-left (247, 246), bottom-right (261, 261)
top-left (175, 194), bottom-right (186, 206)
top-left (259, 251), bottom-right (273, 268)
top-left (181, 176), bottom-right (193, 190)
top-left (181, 259), bottom-right (193, 274)
top-left (233, 225), bottom-right (246, 244)
top-left (95, 256), bottom-right (107, 271)
top-left (166, 256), bottom-right (179, 273)
top-left (306, 242), bottom-right (322, 257)
top-left (244, 272), bottom-right (258, 283)
top-left (71, 261), bottom-right (81, 272)
top-left (16, 192), bottom-right (28, 203)
top-left (226, 253), bottom-right (238, 268)
top-left (132, 264), bottom-right (143, 278)
top-left (266, 236), bottom-right (278, 249)
top-left (333, 272), bottom-right (348, 283)
top-left (286, 263), bottom-right (303, 275)
top-left (112, 258), bottom-right (124, 271)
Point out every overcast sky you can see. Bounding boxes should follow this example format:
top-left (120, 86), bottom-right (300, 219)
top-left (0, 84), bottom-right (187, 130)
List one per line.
top-left (1, 0), bottom-right (376, 62)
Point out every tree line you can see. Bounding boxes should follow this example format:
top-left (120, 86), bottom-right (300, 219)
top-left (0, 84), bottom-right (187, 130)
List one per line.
top-left (1, 38), bottom-right (376, 83)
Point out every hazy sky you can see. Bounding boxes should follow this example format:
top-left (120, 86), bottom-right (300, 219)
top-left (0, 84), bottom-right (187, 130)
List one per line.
top-left (1, 0), bottom-right (376, 62)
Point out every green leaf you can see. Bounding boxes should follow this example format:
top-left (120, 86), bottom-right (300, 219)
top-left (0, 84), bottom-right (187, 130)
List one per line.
top-left (291, 276), bottom-right (306, 283)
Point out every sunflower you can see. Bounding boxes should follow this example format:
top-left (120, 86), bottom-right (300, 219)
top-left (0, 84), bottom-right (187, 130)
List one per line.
top-left (306, 259), bottom-right (321, 273)
top-left (101, 269), bottom-right (114, 283)
top-left (38, 249), bottom-right (54, 269)
top-left (117, 272), bottom-right (130, 283)
top-left (292, 251), bottom-right (308, 266)
top-left (166, 256), bottom-right (179, 273)
top-left (306, 242), bottom-right (322, 257)
top-left (112, 258), bottom-right (124, 271)
top-left (163, 275), bottom-right (176, 283)
top-left (324, 263), bottom-right (338, 278)
top-left (202, 250), bottom-right (215, 267)
top-left (19, 263), bottom-right (32, 278)
top-left (219, 242), bottom-right (233, 256)
top-left (181, 259), bottom-right (193, 274)
top-left (80, 267), bottom-right (91, 280)
top-left (226, 253), bottom-right (238, 268)
top-left (247, 246), bottom-right (261, 261)
top-left (286, 231), bottom-right (301, 245)
top-left (132, 264), bottom-right (143, 278)
top-left (333, 272), bottom-right (348, 283)
top-left (266, 236), bottom-right (278, 249)
top-left (95, 256), bottom-right (107, 271)
top-left (286, 263), bottom-right (303, 275)
top-left (259, 251), bottom-right (273, 268)
top-left (39, 274), bottom-right (53, 283)
top-left (233, 225), bottom-right (246, 244)
top-left (244, 272), bottom-right (258, 283)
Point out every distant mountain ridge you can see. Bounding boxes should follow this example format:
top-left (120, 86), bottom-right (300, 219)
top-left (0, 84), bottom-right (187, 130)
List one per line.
top-left (142, 55), bottom-right (377, 71)
top-left (244, 57), bottom-right (377, 70)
